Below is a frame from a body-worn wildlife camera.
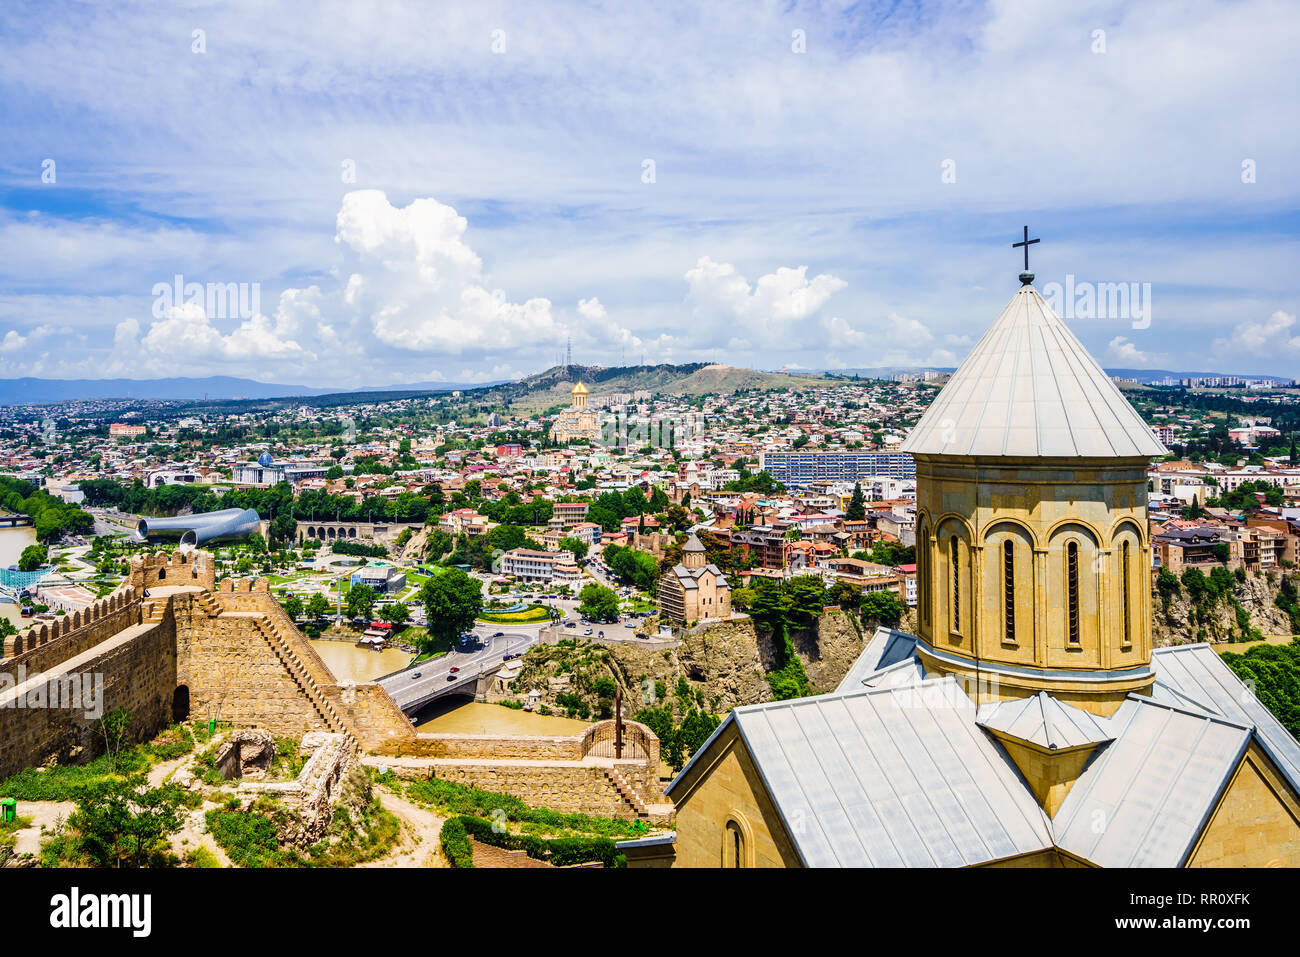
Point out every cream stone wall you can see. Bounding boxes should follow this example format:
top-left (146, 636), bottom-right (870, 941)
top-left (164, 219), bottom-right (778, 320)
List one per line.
top-left (669, 725), bottom-right (802, 868)
top-left (914, 454), bottom-right (1154, 712)
top-left (1188, 743), bottom-right (1300, 868)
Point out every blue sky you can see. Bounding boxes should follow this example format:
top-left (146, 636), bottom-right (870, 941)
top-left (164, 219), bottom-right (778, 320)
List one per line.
top-left (0, 0), bottom-right (1296, 386)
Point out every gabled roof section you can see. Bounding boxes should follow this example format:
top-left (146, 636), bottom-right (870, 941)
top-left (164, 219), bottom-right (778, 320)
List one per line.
top-left (899, 284), bottom-right (1169, 458)
top-left (1052, 695), bottom-right (1251, 868)
top-left (1152, 643), bottom-right (1300, 795)
top-left (859, 656), bottom-right (927, 691)
top-left (834, 626), bottom-right (918, 693)
top-left (977, 692), bottom-right (1114, 751)
top-left (727, 677), bottom-right (1053, 867)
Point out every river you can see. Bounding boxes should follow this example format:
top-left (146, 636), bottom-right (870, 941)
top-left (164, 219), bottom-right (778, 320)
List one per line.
top-left (414, 699), bottom-right (590, 735)
top-left (0, 525), bottom-right (38, 629)
top-left (0, 525), bottom-right (36, 568)
top-left (308, 639), bottom-right (414, 683)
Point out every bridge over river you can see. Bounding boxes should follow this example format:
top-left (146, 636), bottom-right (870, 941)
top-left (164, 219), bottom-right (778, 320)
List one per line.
top-left (376, 627), bottom-right (536, 715)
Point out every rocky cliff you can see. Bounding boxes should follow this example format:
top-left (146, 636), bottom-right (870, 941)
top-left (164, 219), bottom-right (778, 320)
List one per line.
top-left (1152, 571), bottom-right (1297, 647)
top-left (510, 608), bottom-right (902, 718)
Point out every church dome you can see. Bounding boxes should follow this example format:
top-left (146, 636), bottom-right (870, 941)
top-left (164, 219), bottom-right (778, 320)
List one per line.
top-left (900, 284), bottom-right (1167, 458)
top-left (571, 381), bottom-right (589, 395)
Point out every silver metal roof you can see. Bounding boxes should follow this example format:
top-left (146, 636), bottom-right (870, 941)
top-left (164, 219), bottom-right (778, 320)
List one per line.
top-left (860, 656), bottom-right (927, 690)
top-left (1151, 643), bottom-right (1300, 795)
top-left (899, 284), bottom-right (1168, 458)
top-left (834, 626), bottom-right (918, 693)
top-left (1052, 695), bottom-right (1251, 868)
top-left (730, 678), bottom-right (1054, 867)
top-left (977, 692), bottom-right (1114, 751)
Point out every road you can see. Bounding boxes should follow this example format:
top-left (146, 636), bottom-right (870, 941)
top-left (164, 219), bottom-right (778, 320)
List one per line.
top-left (377, 619), bottom-right (543, 713)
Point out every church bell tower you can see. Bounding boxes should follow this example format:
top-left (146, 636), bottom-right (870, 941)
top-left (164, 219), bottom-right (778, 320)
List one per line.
top-left (899, 234), bottom-right (1168, 716)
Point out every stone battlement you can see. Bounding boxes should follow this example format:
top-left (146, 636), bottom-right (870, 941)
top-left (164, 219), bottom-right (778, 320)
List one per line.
top-left (128, 548), bottom-right (216, 592)
top-left (2, 585), bottom-right (140, 670)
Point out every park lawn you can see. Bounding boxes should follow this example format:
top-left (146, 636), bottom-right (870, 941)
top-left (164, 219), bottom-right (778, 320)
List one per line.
top-left (477, 605), bottom-right (550, 624)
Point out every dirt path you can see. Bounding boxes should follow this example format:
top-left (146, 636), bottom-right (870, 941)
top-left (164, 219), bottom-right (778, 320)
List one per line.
top-left (360, 789), bottom-right (446, 868)
top-left (7, 800), bottom-right (76, 859)
top-left (170, 804), bottom-right (233, 867)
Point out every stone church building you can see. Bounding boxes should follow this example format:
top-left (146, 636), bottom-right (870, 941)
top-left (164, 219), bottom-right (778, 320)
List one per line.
top-left (622, 277), bottom-right (1300, 868)
top-left (549, 381), bottom-right (603, 443)
top-left (658, 532), bottom-right (732, 625)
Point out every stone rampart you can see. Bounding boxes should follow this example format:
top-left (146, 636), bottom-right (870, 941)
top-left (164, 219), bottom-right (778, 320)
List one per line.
top-left (0, 613), bottom-right (176, 779)
top-left (2, 588), bottom-right (141, 676)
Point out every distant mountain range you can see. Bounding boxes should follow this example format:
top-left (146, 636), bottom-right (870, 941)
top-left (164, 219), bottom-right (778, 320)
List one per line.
top-left (0, 376), bottom-right (497, 406)
top-left (1, 362), bottom-right (1291, 408)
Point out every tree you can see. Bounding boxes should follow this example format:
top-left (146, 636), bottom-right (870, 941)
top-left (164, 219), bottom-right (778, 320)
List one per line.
top-left (70, 782), bottom-right (185, 868)
top-left (99, 707), bottom-right (134, 774)
top-left (346, 582), bottom-right (378, 620)
top-left (784, 575), bottom-right (826, 621)
top-left (306, 593), bottom-right (332, 621)
top-left (281, 595), bottom-right (304, 620)
top-left (558, 536), bottom-right (589, 561)
top-left (845, 482), bottom-right (866, 521)
top-left (17, 543), bottom-right (48, 572)
top-left (578, 583), bottom-right (620, 621)
top-left (383, 602), bottom-right (411, 628)
top-left (419, 567), bottom-right (483, 646)
top-left (827, 580), bottom-right (862, 610)
top-left (860, 590), bottom-right (904, 628)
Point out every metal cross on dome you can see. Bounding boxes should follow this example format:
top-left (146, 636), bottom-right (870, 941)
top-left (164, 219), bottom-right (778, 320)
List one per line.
top-left (1012, 225), bottom-right (1040, 283)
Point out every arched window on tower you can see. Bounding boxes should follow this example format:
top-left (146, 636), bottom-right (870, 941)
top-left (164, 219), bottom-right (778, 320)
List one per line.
top-left (1066, 541), bottom-right (1080, 646)
top-left (950, 536), bottom-right (961, 636)
top-left (918, 524), bottom-right (929, 627)
top-left (1003, 540), bottom-right (1015, 645)
top-left (1121, 540), bottom-right (1132, 648)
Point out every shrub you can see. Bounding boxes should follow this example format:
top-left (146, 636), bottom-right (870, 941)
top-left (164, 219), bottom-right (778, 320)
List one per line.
top-left (440, 817), bottom-right (474, 868)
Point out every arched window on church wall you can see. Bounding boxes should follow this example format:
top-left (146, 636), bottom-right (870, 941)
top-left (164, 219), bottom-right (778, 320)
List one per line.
top-left (950, 535), bottom-right (960, 637)
top-left (1047, 524), bottom-right (1101, 663)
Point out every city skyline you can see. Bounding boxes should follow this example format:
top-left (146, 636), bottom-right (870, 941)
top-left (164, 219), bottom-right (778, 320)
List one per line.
top-left (2, 0), bottom-right (1297, 387)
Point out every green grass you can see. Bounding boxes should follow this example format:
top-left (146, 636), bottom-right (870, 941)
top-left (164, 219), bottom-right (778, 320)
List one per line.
top-left (397, 775), bottom-right (643, 838)
top-left (0, 720), bottom-right (219, 802)
top-left (477, 604), bottom-right (551, 623)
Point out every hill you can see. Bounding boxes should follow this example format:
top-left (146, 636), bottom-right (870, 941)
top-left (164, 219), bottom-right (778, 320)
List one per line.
top-left (471, 363), bottom-right (836, 413)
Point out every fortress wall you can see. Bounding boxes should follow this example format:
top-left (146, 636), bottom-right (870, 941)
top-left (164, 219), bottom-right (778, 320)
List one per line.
top-left (325, 682), bottom-right (418, 752)
top-left (174, 593), bottom-right (331, 736)
top-left (212, 582), bottom-right (338, 688)
top-left (0, 615), bottom-right (176, 780)
top-left (1, 588), bottom-right (141, 680)
top-left (429, 764), bottom-right (637, 819)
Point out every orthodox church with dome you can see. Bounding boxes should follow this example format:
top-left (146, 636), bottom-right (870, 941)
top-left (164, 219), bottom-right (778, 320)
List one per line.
top-left (621, 255), bottom-right (1300, 869)
top-left (549, 381), bottom-right (604, 443)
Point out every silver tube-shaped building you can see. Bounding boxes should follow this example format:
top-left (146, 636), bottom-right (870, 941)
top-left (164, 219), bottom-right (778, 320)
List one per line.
top-left (137, 508), bottom-right (261, 546)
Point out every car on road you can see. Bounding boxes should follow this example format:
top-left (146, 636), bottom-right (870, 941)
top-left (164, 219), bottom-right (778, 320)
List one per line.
top-left (584, 628), bottom-right (593, 635)
top-left (449, 666), bottom-right (460, 673)
top-left (597, 631), bottom-right (604, 638)
top-left (635, 632), bottom-right (648, 639)
top-left (411, 671), bottom-right (422, 679)
top-left (446, 674), bottom-right (457, 681)
top-left (565, 621), bottom-right (576, 628)
top-left (492, 631), bottom-right (504, 637)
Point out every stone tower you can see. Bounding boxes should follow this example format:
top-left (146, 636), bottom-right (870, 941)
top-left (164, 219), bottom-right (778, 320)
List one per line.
top-left (899, 281), bottom-right (1168, 716)
top-left (682, 532), bottom-right (706, 570)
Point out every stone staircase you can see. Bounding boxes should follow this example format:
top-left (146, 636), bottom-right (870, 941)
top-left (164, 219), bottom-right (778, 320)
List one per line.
top-left (605, 767), bottom-right (651, 818)
top-left (142, 599), bottom-right (168, 627)
top-left (191, 592), bottom-right (355, 746)
top-left (247, 615), bottom-right (354, 743)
